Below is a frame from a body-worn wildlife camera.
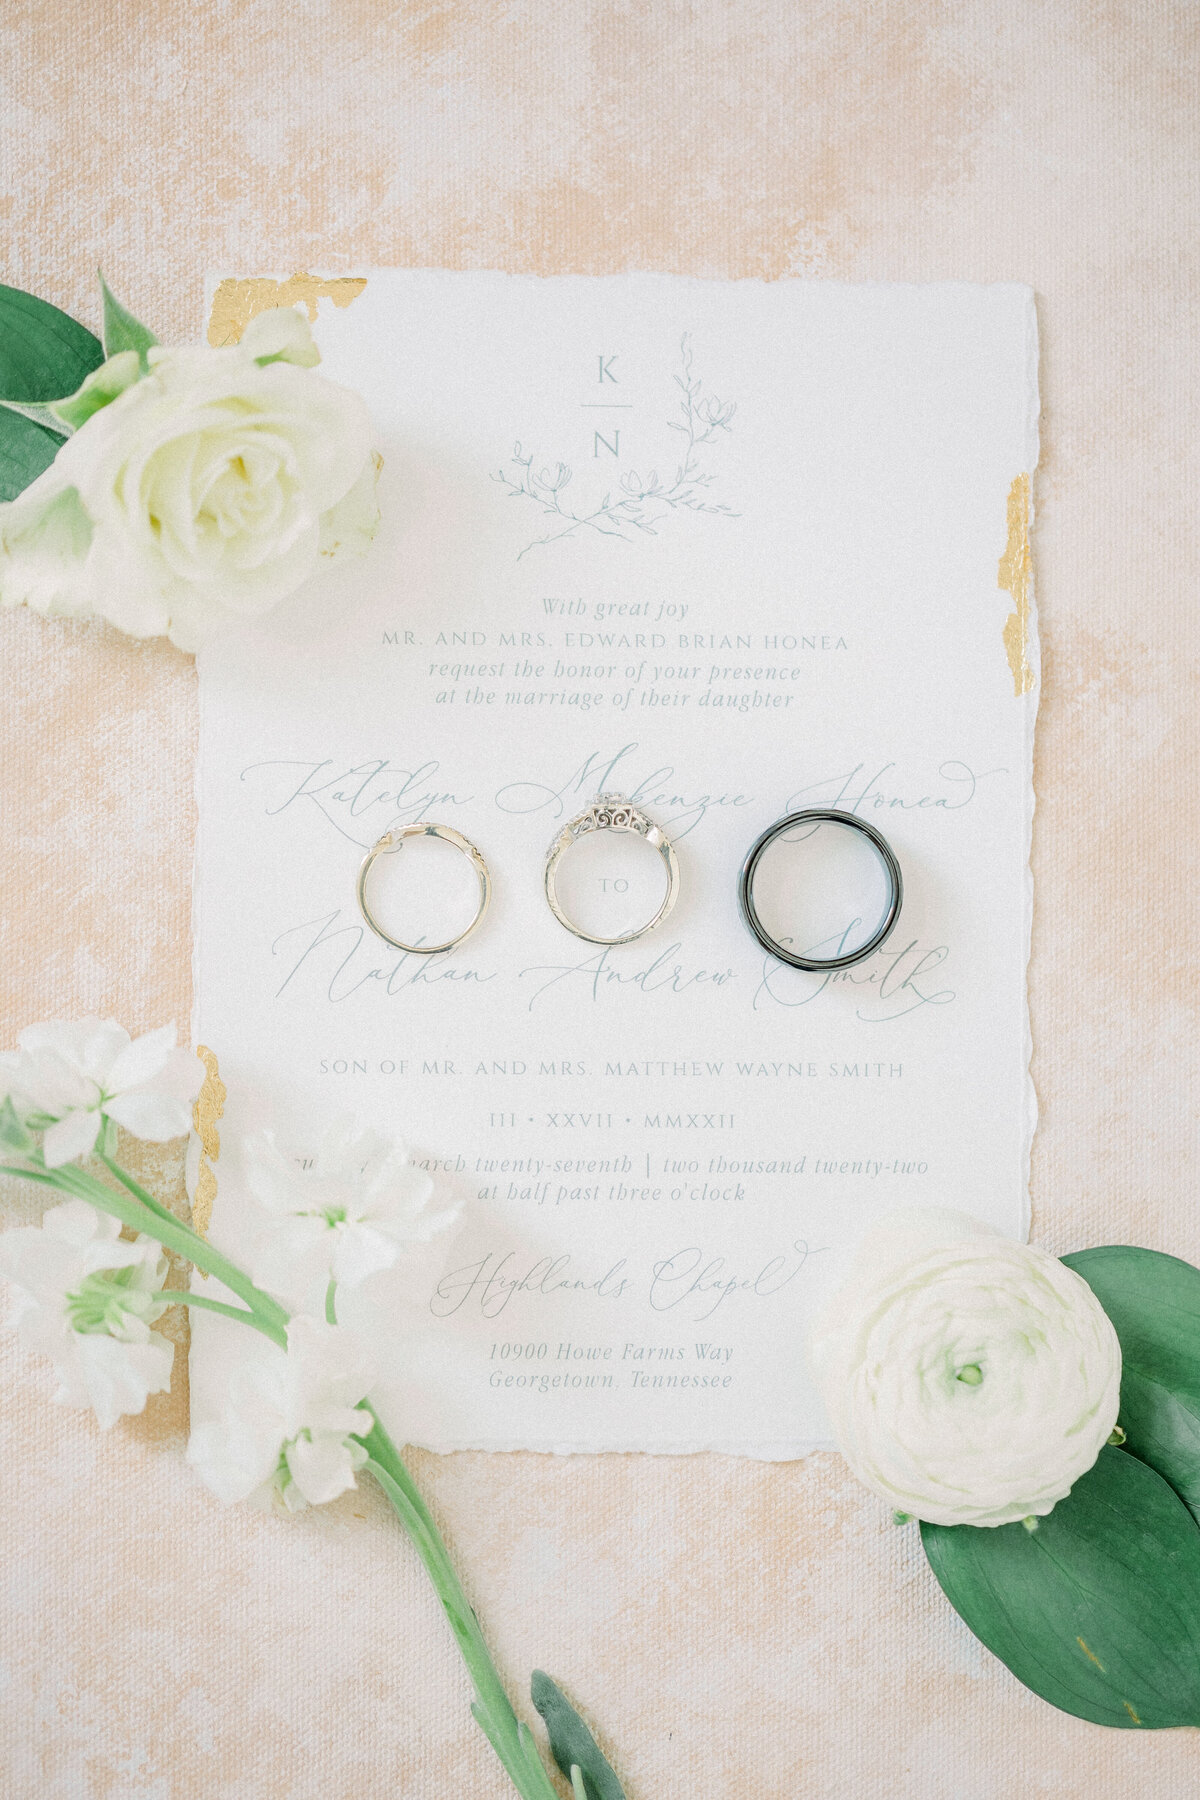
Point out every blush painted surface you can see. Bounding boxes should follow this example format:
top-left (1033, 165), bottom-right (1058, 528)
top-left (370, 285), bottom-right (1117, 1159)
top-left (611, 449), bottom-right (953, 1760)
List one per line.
top-left (1, 4), bottom-right (1197, 1795)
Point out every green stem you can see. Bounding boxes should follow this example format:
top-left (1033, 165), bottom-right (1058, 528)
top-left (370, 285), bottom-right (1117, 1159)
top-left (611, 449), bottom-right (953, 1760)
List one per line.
top-left (363, 1414), bottom-right (560, 1800)
top-left (150, 1289), bottom-right (277, 1336)
top-left (96, 1147), bottom-right (182, 1232)
top-left (325, 1279), bottom-right (338, 1325)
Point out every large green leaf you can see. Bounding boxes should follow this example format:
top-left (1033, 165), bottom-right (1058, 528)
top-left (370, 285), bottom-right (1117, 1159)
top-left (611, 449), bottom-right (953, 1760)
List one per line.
top-left (0, 284), bottom-right (103, 402)
top-left (922, 1447), bottom-right (1200, 1728)
top-left (531, 1672), bottom-right (626, 1800)
top-left (0, 405), bottom-right (64, 502)
top-left (1065, 1246), bottom-right (1200, 1526)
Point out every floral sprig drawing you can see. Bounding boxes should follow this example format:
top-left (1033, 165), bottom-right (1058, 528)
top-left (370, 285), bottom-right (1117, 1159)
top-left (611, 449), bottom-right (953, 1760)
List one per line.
top-left (493, 333), bottom-right (738, 559)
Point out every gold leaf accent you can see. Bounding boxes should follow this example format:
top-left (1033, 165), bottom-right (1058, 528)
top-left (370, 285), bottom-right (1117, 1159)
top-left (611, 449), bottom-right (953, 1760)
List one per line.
top-left (190, 1045), bottom-right (226, 1254)
top-left (207, 273), bottom-right (368, 347)
top-left (998, 472), bottom-right (1036, 696)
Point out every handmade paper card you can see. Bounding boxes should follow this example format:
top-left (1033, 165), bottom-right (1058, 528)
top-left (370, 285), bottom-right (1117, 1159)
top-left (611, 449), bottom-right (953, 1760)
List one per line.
top-left (191, 273), bottom-right (1039, 1456)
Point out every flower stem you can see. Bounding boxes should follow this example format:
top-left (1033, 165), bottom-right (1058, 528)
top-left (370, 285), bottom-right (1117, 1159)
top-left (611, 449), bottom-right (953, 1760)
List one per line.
top-left (95, 1147), bottom-right (185, 1232)
top-left (363, 1415), bottom-right (560, 1800)
top-left (149, 1289), bottom-right (275, 1335)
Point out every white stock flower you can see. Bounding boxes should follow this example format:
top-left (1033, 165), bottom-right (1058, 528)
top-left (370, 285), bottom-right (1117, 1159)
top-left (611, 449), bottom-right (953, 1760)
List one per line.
top-left (810, 1208), bottom-right (1122, 1527)
top-left (242, 1119), bottom-right (456, 1302)
top-left (2, 1018), bottom-right (201, 1167)
top-left (186, 1316), bottom-right (373, 1512)
top-left (0, 306), bottom-right (377, 651)
top-left (0, 1200), bottom-right (173, 1429)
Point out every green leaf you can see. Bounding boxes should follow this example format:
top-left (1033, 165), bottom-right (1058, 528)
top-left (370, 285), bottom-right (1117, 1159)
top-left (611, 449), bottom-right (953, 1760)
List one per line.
top-left (99, 274), bottom-right (157, 370)
top-left (0, 398), bottom-right (72, 435)
top-left (50, 349), bottom-right (142, 432)
top-left (530, 1672), bottom-right (626, 1800)
top-left (0, 285), bottom-right (103, 403)
top-left (921, 1447), bottom-right (1200, 1728)
top-left (0, 405), bottom-right (64, 502)
top-left (1065, 1246), bottom-right (1200, 1527)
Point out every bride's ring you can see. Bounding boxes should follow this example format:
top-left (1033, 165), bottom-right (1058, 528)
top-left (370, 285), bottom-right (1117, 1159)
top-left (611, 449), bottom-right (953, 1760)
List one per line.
top-left (356, 822), bottom-right (491, 954)
top-left (544, 795), bottom-right (680, 945)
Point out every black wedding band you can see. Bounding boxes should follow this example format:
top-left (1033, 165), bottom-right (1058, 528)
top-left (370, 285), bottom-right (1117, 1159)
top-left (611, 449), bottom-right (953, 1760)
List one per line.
top-left (738, 809), bottom-right (903, 971)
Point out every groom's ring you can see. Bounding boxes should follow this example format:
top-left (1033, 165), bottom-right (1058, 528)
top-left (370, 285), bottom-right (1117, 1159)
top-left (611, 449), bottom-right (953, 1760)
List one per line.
top-left (357, 822), bottom-right (491, 954)
top-left (544, 794), bottom-right (680, 945)
top-left (738, 809), bottom-right (903, 971)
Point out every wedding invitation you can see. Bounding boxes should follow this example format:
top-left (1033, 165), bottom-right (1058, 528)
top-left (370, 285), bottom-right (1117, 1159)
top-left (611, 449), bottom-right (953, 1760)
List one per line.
top-left (191, 273), bottom-right (1039, 1456)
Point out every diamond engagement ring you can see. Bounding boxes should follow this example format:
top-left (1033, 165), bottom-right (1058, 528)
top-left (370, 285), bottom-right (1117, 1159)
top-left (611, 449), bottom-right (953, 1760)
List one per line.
top-left (544, 795), bottom-right (680, 945)
top-left (356, 822), bottom-right (492, 954)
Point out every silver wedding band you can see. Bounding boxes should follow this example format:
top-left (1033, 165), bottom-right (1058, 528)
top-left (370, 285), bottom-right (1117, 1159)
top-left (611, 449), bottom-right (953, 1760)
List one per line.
top-left (357, 822), bottom-right (492, 954)
top-left (738, 809), bottom-right (903, 971)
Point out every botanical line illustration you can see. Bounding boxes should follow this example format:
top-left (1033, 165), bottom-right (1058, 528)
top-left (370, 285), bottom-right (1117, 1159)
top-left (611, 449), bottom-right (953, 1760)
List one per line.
top-left (493, 333), bottom-right (738, 559)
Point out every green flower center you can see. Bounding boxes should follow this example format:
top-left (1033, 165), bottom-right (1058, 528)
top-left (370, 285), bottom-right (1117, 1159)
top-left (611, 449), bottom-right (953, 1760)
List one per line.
top-left (955, 1363), bottom-right (984, 1387)
top-left (299, 1205), bottom-right (348, 1229)
top-left (64, 1266), bottom-right (154, 1336)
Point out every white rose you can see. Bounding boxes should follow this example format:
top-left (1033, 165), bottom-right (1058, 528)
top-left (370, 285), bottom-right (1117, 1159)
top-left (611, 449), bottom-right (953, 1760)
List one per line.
top-left (0, 307), bottom-right (377, 651)
top-left (810, 1208), bottom-right (1122, 1526)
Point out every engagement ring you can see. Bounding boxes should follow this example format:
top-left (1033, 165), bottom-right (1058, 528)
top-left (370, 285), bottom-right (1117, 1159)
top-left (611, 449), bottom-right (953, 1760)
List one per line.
top-left (544, 795), bottom-right (680, 945)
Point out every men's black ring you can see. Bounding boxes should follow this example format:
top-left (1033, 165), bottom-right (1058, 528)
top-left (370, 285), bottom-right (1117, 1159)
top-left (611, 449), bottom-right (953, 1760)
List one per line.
top-left (738, 808), bottom-right (903, 972)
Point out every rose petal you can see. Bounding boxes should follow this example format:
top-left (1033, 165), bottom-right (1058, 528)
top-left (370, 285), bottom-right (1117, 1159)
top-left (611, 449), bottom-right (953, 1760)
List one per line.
top-left (0, 477), bottom-right (95, 619)
top-left (317, 449), bottom-right (379, 560)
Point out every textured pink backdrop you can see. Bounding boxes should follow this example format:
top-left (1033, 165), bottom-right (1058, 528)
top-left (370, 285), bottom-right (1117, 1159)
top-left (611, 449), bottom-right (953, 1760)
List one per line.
top-left (2, 3), bottom-right (1198, 1795)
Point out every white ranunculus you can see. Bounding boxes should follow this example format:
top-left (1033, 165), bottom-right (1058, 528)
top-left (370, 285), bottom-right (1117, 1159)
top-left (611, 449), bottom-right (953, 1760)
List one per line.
top-left (186, 1316), bottom-right (373, 1512)
top-left (0, 1199), bottom-right (173, 1428)
top-left (1, 1018), bottom-right (201, 1167)
top-left (810, 1208), bottom-right (1122, 1527)
top-left (0, 306), bottom-right (377, 651)
top-left (241, 1119), bottom-right (458, 1303)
